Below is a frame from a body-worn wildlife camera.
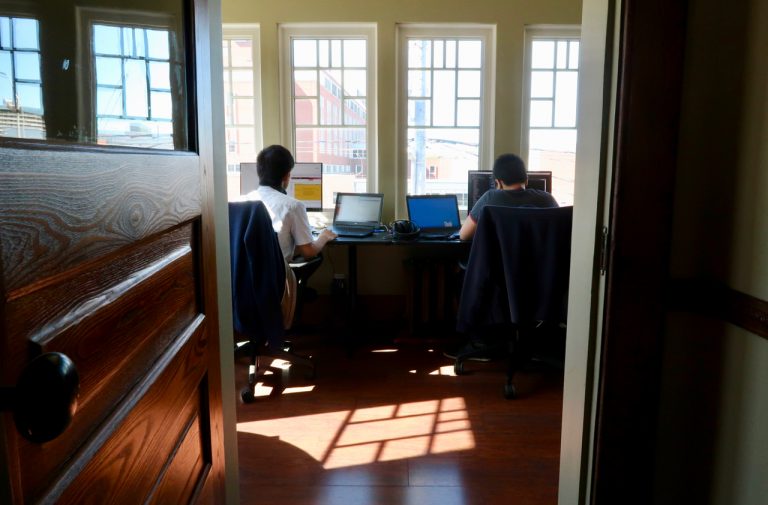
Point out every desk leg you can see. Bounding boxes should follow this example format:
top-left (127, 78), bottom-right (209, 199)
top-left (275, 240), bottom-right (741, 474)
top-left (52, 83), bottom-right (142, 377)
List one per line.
top-left (348, 244), bottom-right (357, 312)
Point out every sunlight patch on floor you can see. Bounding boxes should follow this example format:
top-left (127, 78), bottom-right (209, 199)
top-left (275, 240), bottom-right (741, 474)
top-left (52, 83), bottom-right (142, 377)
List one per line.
top-left (237, 397), bottom-right (475, 469)
top-left (429, 365), bottom-right (458, 376)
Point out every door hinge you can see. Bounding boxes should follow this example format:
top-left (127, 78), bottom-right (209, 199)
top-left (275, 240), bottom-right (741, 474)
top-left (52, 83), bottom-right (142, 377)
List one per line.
top-left (599, 226), bottom-right (609, 276)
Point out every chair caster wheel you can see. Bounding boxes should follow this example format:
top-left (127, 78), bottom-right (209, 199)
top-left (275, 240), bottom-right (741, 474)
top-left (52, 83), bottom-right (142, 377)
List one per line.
top-left (454, 361), bottom-right (465, 375)
top-left (282, 341), bottom-right (293, 352)
top-left (241, 387), bottom-right (255, 403)
top-left (504, 382), bottom-right (517, 399)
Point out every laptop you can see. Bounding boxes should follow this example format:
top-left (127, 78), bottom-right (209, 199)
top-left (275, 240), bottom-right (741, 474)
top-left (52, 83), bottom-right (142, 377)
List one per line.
top-left (331, 193), bottom-right (384, 237)
top-left (406, 194), bottom-right (462, 239)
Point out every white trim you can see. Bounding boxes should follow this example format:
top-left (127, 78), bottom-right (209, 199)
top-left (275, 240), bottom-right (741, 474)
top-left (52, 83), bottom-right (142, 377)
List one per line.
top-left (521, 25), bottom-right (581, 171)
top-left (278, 23), bottom-right (378, 193)
top-left (222, 24), bottom-right (264, 162)
top-left (395, 23), bottom-right (496, 218)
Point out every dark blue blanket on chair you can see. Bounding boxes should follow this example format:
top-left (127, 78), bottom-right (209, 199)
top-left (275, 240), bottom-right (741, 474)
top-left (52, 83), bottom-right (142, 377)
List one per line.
top-left (229, 200), bottom-right (285, 347)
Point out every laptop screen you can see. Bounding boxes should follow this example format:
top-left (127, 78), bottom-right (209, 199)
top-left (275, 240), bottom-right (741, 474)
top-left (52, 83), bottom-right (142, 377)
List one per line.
top-left (333, 193), bottom-right (384, 225)
top-left (406, 195), bottom-right (461, 231)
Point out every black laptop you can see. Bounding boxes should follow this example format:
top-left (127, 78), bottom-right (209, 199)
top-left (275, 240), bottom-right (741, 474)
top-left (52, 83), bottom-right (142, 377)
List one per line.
top-left (406, 194), bottom-right (461, 239)
top-left (331, 193), bottom-right (384, 237)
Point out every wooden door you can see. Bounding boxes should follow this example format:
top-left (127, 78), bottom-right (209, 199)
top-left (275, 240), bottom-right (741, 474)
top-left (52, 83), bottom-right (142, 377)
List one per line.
top-left (0, 0), bottom-right (226, 503)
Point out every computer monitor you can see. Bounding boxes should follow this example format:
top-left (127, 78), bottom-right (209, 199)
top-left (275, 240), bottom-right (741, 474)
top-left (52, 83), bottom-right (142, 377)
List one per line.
top-left (239, 161), bottom-right (323, 211)
top-left (467, 170), bottom-right (553, 210)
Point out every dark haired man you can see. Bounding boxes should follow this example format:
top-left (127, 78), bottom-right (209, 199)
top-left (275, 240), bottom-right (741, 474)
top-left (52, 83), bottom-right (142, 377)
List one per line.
top-left (458, 153), bottom-right (558, 241)
top-left (246, 144), bottom-right (336, 261)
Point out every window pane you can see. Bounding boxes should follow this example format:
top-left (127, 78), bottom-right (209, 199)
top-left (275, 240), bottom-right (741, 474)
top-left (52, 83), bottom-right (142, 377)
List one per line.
top-left (16, 82), bottom-right (42, 111)
top-left (0, 52), bottom-right (12, 104)
top-left (293, 39), bottom-right (316, 67)
top-left (445, 40), bottom-right (456, 68)
top-left (97, 86), bottom-right (123, 116)
top-left (146, 29), bottom-right (169, 59)
top-left (343, 39), bottom-right (365, 67)
top-left (295, 126), bottom-right (368, 203)
top-left (96, 56), bottom-right (122, 86)
top-left (231, 69), bottom-right (253, 96)
top-left (320, 98), bottom-right (341, 125)
top-left (233, 97), bottom-right (254, 124)
top-left (14, 51), bottom-right (40, 80)
top-left (457, 100), bottom-right (479, 127)
top-left (134, 28), bottom-right (145, 58)
top-left (457, 40), bottom-right (481, 68)
top-left (531, 40), bottom-right (555, 68)
top-left (433, 40), bottom-right (444, 68)
top-left (331, 40), bottom-right (342, 67)
top-left (294, 70), bottom-right (317, 96)
top-left (569, 41), bottom-right (580, 69)
top-left (227, 126), bottom-right (256, 156)
top-left (122, 27), bottom-right (134, 57)
top-left (408, 99), bottom-right (431, 126)
top-left (531, 71), bottom-right (553, 98)
top-left (554, 71), bottom-right (578, 127)
top-left (408, 70), bottom-right (431, 97)
top-left (151, 91), bottom-right (172, 119)
top-left (530, 100), bottom-right (552, 127)
top-left (457, 70), bottom-right (481, 98)
top-left (319, 39), bottom-right (329, 67)
top-left (149, 61), bottom-right (170, 89)
top-left (13, 18), bottom-right (39, 49)
top-left (295, 98), bottom-right (317, 125)
top-left (407, 128), bottom-right (479, 196)
top-left (433, 70), bottom-right (456, 126)
top-left (94, 25), bottom-right (121, 55)
top-left (344, 99), bottom-right (366, 125)
top-left (230, 39), bottom-right (252, 66)
top-left (556, 41), bottom-right (568, 69)
top-left (124, 59), bottom-right (148, 117)
top-left (343, 69), bottom-right (366, 97)
top-left (408, 40), bottom-right (431, 68)
top-left (0, 18), bottom-right (11, 48)
top-left (222, 40), bottom-right (230, 67)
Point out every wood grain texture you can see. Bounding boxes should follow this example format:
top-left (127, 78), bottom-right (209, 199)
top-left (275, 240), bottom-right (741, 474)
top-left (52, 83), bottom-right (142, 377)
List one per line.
top-left (39, 316), bottom-right (210, 505)
top-left (0, 148), bottom-right (201, 294)
top-left (148, 414), bottom-right (207, 504)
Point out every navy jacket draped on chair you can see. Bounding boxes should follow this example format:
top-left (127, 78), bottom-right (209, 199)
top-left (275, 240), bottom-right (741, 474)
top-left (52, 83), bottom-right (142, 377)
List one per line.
top-left (229, 200), bottom-right (285, 348)
top-left (457, 205), bottom-right (573, 333)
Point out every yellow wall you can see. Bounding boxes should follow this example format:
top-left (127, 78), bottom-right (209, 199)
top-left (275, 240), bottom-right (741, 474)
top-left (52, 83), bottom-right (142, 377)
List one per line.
top-left (223, 0), bottom-right (582, 220)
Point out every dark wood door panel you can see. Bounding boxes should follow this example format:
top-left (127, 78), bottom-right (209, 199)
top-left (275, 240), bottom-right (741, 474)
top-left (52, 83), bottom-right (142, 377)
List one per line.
top-left (0, 148), bottom-right (201, 294)
top-left (10, 225), bottom-right (202, 497)
top-left (30, 315), bottom-right (211, 504)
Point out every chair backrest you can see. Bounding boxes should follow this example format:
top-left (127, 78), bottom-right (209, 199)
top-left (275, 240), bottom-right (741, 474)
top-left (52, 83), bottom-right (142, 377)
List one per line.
top-left (228, 200), bottom-right (286, 346)
top-left (457, 205), bottom-right (573, 332)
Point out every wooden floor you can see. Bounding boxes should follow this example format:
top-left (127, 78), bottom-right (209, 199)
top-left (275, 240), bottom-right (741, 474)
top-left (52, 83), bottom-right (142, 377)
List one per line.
top-left (235, 332), bottom-right (563, 505)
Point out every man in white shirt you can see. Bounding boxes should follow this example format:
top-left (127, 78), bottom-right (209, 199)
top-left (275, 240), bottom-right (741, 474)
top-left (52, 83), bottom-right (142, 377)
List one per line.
top-left (246, 145), bottom-right (336, 262)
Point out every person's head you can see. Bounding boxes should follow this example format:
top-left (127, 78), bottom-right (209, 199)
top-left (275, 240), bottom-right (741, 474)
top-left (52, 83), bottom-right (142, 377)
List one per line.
top-left (257, 145), bottom-right (295, 189)
top-left (492, 153), bottom-right (527, 187)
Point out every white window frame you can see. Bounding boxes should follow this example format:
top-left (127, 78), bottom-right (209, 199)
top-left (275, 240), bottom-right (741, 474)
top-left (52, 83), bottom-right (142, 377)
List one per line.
top-left (222, 24), bottom-right (263, 174)
top-left (396, 24), bottom-right (496, 217)
top-left (521, 25), bottom-right (581, 171)
top-left (278, 23), bottom-right (377, 194)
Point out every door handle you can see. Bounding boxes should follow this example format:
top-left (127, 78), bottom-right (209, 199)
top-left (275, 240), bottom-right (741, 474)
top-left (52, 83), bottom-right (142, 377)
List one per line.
top-left (0, 352), bottom-right (79, 443)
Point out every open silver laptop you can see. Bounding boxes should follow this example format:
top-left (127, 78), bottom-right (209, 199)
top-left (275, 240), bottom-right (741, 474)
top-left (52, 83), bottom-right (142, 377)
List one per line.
top-left (331, 193), bottom-right (384, 237)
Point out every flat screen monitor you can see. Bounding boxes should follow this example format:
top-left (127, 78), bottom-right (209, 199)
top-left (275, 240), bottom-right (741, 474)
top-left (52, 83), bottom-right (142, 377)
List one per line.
top-left (467, 170), bottom-right (553, 210)
top-left (239, 161), bottom-right (323, 211)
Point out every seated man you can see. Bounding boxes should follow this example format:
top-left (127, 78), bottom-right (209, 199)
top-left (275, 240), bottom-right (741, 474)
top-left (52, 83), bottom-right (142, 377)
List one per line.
top-left (448, 153), bottom-right (559, 361)
top-left (245, 145), bottom-right (337, 314)
top-left (459, 153), bottom-right (558, 241)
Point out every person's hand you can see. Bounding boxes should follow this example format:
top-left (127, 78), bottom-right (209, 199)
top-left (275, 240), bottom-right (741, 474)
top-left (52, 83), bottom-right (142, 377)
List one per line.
top-left (319, 228), bottom-right (338, 241)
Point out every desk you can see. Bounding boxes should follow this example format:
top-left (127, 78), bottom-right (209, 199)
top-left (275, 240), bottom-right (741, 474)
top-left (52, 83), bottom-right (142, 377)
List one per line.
top-left (328, 232), bottom-right (470, 335)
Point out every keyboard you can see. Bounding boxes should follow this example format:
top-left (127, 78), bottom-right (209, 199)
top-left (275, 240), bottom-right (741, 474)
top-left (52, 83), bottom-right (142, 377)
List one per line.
top-left (332, 225), bottom-right (375, 238)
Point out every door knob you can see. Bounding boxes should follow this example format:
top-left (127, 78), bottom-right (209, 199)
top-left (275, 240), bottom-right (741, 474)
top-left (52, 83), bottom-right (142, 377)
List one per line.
top-left (0, 352), bottom-right (79, 443)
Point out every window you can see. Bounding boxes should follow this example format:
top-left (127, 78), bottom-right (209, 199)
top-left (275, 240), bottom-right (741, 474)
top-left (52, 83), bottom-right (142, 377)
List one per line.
top-left (0, 16), bottom-right (45, 140)
top-left (223, 25), bottom-right (263, 200)
top-left (280, 24), bottom-right (376, 208)
top-left (398, 25), bottom-right (495, 208)
top-left (522, 27), bottom-right (580, 206)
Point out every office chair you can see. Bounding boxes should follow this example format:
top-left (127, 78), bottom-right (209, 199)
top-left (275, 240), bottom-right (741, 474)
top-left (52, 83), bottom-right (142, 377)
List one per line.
top-left (229, 201), bottom-right (315, 403)
top-left (454, 205), bottom-right (572, 398)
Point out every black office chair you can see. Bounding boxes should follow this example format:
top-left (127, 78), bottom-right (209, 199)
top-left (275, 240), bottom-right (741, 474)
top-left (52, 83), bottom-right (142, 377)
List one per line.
top-left (454, 205), bottom-right (572, 398)
top-left (229, 201), bottom-right (315, 403)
